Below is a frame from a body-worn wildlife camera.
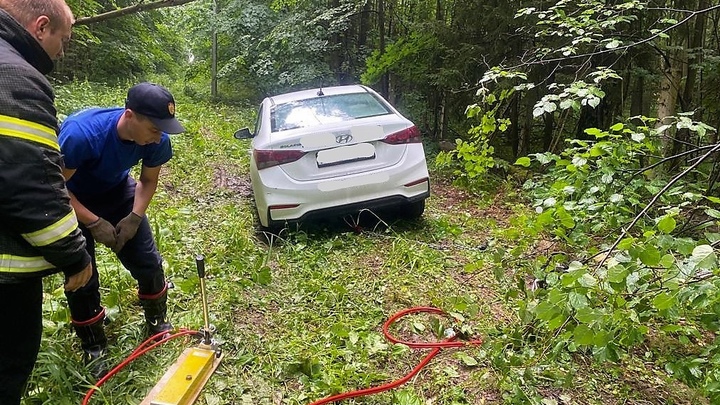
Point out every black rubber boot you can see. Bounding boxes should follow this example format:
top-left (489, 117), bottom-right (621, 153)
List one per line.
top-left (72, 309), bottom-right (109, 380)
top-left (139, 283), bottom-right (173, 340)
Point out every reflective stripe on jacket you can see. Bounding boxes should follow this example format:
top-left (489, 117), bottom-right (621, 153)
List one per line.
top-left (0, 255), bottom-right (55, 274)
top-left (0, 113), bottom-right (59, 151)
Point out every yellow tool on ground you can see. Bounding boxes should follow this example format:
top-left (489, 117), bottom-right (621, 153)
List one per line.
top-left (141, 255), bottom-right (223, 405)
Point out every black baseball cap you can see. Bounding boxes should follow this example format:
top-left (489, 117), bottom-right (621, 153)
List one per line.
top-left (125, 82), bottom-right (185, 134)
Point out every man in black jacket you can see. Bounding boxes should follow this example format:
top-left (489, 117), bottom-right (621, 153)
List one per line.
top-left (0, 0), bottom-right (92, 403)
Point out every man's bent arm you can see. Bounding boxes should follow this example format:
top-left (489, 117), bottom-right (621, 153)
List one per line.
top-left (133, 164), bottom-right (161, 216)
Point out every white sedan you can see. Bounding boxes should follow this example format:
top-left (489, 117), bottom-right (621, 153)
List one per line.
top-left (235, 84), bottom-right (430, 229)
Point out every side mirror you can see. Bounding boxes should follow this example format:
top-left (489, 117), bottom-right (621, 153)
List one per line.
top-left (233, 128), bottom-right (253, 139)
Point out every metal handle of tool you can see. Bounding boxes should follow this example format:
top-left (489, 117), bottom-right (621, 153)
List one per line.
top-left (195, 254), bottom-right (212, 345)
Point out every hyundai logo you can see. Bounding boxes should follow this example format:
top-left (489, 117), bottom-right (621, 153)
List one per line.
top-left (335, 134), bottom-right (353, 144)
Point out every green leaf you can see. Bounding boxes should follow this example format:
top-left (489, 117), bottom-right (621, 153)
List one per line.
top-left (456, 352), bottom-right (478, 366)
top-left (569, 292), bottom-right (589, 309)
top-left (584, 128), bottom-right (603, 137)
top-left (443, 366), bottom-right (460, 378)
top-left (617, 237), bottom-right (635, 250)
top-left (587, 146), bottom-right (601, 157)
top-left (576, 308), bottom-right (600, 324)
top-left (690, 244), bottom-right (716, 270)
top-left (253, 267), bottom-right (272, 285)
top-left (593, 330), bottom-right (612, 347)
top-left (543, 101), bottom-right (557, 113)
top-left (660, 254), bottom-right (675, 269)
top-left (657, 216), bottom-right (676, 234)
top-left (652, 293), bottom-right (676, 310)
top-left (367, 334), bottom-right (389, 354)
top-left (573, 324), bottom-right (595, 345)
top-left (515, 156), bottom-right (531, 167)
top-left (548, 315), bottom-right (567, 330)
top-left (531, 153), bottom-right (554, 165)
top-left (558, 211), bottom-right (575, 228)
top-left (607, 265), bottom-right (628, 283)
top-left (559, 99), bottom-right (574, 110)
top-left (578, 273), bottom-right (597, 288)
top-left (605, 40), bottom-right (621, 49)
top-left (568, 261), bottom-right (584, 271)
top-left (639, 245), bottom-right (661, 267)
top-left (705, 208), bottom-right (720, 219)
top-left (661, 325), bottom-right (683, 333)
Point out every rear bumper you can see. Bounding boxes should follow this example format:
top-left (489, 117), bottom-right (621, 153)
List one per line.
top-left (266, 188), bottom-right (429, 229)
top-left (250, 155), bottom-right (430, 227)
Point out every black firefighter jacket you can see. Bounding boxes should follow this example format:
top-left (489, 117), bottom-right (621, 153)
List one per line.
top-left (0, 9), bottom-right (90, 283)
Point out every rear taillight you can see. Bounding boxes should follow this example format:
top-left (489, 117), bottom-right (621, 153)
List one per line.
top-left (254, 149), bottom-right (306, 170)
top-left (382, 126), bottom-right (422, 144)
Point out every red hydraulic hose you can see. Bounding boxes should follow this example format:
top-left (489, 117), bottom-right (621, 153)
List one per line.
top-left (308, 307), bottom-right (483, 405)
top-left (81, 329), bottom-right (199, 405)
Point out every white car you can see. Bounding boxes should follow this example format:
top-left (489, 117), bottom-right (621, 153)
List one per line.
top-left (235, 84), bottom-right (430, 229)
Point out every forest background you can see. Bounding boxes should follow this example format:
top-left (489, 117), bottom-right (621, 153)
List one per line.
top-left (29, 0), bottom-right (720, 403)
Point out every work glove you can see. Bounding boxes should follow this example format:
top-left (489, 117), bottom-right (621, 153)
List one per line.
top-left (86, 217), bottom-right (117, 250)
top-left (65, 263), bottom-right (93, 292)
top-left (114, 212), bottom-right (143, 252)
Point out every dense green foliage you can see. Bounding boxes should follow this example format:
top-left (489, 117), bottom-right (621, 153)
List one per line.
top-left (59, 1), bottom-right (185, 82)
top-left (505, 119), bottom-right (720, 401)
top-left (441, 1), bottom-right (720, 402)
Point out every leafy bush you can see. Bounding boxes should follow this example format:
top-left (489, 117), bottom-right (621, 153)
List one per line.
top-left (500, 117), bottom-right (720, 401)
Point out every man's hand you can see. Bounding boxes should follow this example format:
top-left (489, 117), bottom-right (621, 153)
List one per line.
top-left (86, 217), bottom-right (117, 250)
top-left (65, 263), bottom-right (92, 292)
top-left (114, 212), bottom-right (143, 252)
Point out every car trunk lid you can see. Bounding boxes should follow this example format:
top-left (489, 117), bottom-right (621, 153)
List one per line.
top-left (265, 115), bottom-right (415, 181)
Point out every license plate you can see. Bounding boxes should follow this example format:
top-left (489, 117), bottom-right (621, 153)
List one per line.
top-left (316, 143), bottom-right (375, 167)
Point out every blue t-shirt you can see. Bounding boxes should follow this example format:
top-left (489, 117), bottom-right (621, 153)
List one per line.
top-left (59, 107), bottom-right (173, 196)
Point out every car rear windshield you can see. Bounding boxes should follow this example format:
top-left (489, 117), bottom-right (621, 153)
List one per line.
top-left (271, 93), bottom-right (392, 132)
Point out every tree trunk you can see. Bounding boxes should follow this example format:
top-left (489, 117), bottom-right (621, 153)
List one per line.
top-left (437, 92), bottom-right (446, 140)
top-left (378, 0), bottom-right (389, 99)
top-left (509, 92), bottom-right (523, 158)
top-left (629, 52), bottom-right (652, 123)
top-left (681, 0), bottom-right (708, 112)
top-left (670, 0), bottom-right (708, 169)
top-left (656, 48), bottom-right (684, 156)
top-left (210, 0), bottom-right (218, 99)
top-left (328, 0), bottom-right (344, 83)
top-left (656, 0), bottom-right (696, 158)
top-left (543, 112), bottom-right (555, 153)
top-left (358, 1), bottom-right (370, 49)
top-left (542, 70), bottom-right (556, 151)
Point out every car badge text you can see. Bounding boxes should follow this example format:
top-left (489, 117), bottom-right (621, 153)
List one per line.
top-left (335, 134), bottom-right (353, 144)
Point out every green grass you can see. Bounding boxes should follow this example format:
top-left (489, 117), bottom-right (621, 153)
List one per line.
top-left (21, 82), bottom-right (708, 404)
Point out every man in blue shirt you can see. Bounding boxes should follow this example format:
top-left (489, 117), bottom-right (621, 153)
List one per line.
top-left (59, 82), bottom-right (185, 378)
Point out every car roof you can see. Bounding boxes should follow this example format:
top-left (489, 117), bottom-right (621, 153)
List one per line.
top-left (267, 85), bottom-right (373, 106)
